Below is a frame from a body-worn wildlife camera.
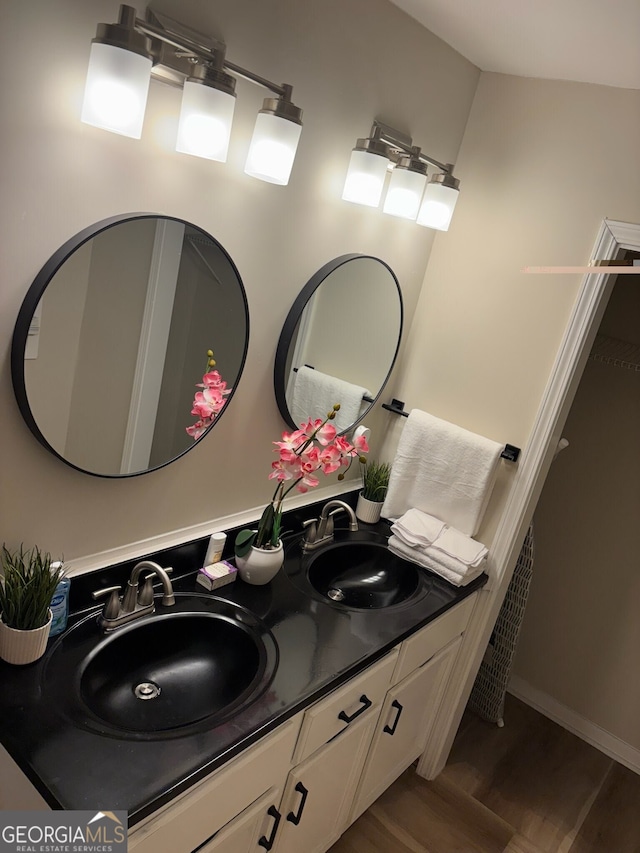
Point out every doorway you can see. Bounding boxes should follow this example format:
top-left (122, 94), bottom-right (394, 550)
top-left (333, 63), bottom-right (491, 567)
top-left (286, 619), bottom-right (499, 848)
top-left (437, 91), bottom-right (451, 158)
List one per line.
top-left (508, 247), bottom-right (640, 774)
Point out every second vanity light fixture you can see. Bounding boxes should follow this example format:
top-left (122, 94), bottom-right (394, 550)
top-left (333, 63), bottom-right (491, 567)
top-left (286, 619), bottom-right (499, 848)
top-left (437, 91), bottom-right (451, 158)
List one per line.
top-left (342, 121), bottom-right (460, 231)
top-left (81, 5), bottom-right (303, 185)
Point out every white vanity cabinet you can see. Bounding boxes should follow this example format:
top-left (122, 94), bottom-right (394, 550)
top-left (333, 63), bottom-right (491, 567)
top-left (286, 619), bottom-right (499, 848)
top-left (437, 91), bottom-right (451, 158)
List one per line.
top-left (123, 592), bottom-right (478, 853)
top-left (350, 594), bottom-right (476, 822)
top-left (273, 651), bottom-right (398, 853)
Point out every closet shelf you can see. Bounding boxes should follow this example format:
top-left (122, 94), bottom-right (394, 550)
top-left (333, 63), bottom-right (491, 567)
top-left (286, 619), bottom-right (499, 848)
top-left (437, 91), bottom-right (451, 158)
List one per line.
top-left (589, 334), bottom-right (640, 372)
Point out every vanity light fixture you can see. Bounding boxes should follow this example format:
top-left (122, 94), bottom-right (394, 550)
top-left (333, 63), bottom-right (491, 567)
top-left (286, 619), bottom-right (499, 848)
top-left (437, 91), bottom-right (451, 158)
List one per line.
top-left (81, 5), bottom-right (303, 184)
top-left (342, 121), bottom-right (461, 231)
top-left (81, 5), bottom-right (153, 138)
top-left (341, 135), bottom-right (391, 207)
top-left (382, 151), bottom-right (428, 220)
top-left (417, 172), bottom-right (461, 231)
top-left (244, 86), bottom-right (303, 185)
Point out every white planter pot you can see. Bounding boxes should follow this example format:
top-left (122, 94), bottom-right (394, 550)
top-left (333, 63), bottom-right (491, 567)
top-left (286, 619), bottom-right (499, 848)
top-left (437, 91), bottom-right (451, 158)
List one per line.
top-left (235, 541), bottom-right (284, 586)
top-left (0, 609), bottom-right (52, 665)
top-left (356, 492), bottom-right (384, 524)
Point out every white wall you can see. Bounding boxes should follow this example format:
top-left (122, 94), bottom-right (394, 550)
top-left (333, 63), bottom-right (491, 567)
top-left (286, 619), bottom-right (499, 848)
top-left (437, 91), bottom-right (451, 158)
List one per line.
top-left (0, 0), bottom-right (479, 563)
top-left (384, 73), bottom-right (640, 550)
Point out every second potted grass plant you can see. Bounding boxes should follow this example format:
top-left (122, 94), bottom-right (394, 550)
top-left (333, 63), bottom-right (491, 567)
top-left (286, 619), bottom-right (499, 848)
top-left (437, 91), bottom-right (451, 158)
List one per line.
top-left (356, 459), bottom-right (392, 524)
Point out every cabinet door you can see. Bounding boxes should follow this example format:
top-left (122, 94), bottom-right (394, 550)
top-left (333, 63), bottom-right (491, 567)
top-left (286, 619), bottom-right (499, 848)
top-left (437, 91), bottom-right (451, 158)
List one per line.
top-left (351, 635), bottom-right (462, 822)
top-left (275, 704), bottom-right (378, 853)
top-left (198, 786), bottom-right (282, 853)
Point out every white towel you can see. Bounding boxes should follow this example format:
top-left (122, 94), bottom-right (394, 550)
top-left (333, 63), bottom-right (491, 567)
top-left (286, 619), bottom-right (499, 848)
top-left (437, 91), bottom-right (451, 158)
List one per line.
top-left (430, 526), bottom-right (488, 568)
top-left (381, 410), bottom-right (502, 536)
top-left (290, 366), bottom-right (369, 431)
top-left (388, 535), bottom-right (486, 587)
top-left (390, 508), bottom-right (446, 549)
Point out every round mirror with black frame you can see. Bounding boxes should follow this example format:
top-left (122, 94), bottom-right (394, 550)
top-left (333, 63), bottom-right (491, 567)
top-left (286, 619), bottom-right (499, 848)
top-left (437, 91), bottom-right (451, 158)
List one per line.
top-left (274, 254), bottom-right (403, 434)
top-left (12, 213), bottom-right (249, 478)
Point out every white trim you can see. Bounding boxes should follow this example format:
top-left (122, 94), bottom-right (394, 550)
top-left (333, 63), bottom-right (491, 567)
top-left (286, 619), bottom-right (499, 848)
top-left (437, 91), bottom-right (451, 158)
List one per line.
top-left (62, 480), bottom-right (356, 577)
top-left (420, 219), bottom-right (640, 778)
top-left (509, 677), bottom-right (640, 775)
top-left (605, 218), bottom-right (640, 249)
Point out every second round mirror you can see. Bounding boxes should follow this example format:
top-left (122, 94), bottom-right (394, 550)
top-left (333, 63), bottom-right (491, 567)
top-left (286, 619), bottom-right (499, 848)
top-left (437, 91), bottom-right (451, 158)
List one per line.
top-left (274, 254), bottom-right (403, 433)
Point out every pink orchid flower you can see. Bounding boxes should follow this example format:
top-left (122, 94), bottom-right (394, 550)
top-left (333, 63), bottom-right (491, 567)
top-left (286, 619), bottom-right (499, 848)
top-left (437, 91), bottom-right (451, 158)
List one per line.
top-left (200, 370), bottom-right (228, 392)
top-left (186, 419), bottom-right (209, 440)
top-left (187, 358), bottom-right (232, 440)
top-left (318, 444), bottom-right (342, 474)
top-left (354, 434), bottom-right (369, 454)
top-left (334, 436), bottom-right (359, 464)
top-left (298, 419), bottom-right (337, 446)
top-left (296, 472), bottom-right (320, 493)
top-left (274, 429), bottom-right (309, 453)
top-left (236, 402), bottom-right (369, 551)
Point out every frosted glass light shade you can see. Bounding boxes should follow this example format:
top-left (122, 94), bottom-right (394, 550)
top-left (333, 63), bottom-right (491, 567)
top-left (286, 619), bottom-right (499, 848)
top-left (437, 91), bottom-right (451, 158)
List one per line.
top-left (383, 167), bottom-right (427, 219)
top-left (244, 113), bottom-right (302, 185)
top-left (81, 42), bottom-right (151, 138)
top-left (176, 82), bottom-right (236, 161)
top-left (417, 182), bottom-right (460, 231)
top-left (342, 149), bottom-right (389, 207)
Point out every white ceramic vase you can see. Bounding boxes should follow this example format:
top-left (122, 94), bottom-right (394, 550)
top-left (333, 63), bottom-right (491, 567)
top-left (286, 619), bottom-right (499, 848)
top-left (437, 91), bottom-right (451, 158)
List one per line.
top-left (235, 541), bottom-right (284, 586)
top-left (355, 492), bottom-right (384, 524)
top-left (0, 609), bottom-right (52, 665)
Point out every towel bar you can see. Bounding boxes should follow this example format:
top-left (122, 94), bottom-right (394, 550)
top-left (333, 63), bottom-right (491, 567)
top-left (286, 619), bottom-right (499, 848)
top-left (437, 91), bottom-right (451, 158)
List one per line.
top-left (381, 399), bottom-right (521, 462)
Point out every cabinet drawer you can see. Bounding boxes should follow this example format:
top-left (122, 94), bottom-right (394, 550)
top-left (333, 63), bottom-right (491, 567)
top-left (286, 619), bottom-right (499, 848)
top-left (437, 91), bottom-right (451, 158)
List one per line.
top-left (196, 786), bottom-right (281, 853)
top-left (392, 593), bottom-right (476, 684)
top-left (293, 649), bottom-right (398, 764)
top-left (128, 716), bottom-right (301, 853)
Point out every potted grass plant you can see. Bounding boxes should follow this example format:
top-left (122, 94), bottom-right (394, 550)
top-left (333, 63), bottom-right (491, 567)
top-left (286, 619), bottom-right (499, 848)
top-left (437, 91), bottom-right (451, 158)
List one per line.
top-left (0, 545), bottom-right (65, 665)
top-left (356, 459), bottom-right (392, 524)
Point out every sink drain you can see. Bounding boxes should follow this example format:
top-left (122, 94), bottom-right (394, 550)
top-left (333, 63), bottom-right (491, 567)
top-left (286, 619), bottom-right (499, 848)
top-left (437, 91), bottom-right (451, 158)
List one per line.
top-left (327, 588), bottom-right (345, 602)
top-left (134, 681), bottom-right (161, 700)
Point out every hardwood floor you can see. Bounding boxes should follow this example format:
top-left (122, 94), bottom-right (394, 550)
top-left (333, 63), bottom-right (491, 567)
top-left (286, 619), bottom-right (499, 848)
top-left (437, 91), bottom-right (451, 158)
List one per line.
top-left (329, 695), bottom-right (640, 853)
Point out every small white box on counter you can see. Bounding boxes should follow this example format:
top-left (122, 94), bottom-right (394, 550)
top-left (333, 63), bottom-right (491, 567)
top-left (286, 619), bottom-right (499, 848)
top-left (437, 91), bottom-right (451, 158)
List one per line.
top-left (196, 560), bottom-right (237, 591)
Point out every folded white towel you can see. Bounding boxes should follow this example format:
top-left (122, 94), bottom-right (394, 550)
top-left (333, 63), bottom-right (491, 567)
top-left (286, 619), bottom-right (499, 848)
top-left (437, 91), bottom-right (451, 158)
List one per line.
top-left (388, 535), bottom-right (486, 587)
top-left (290, 366), bottom-right (370, 431)
top-left (390, 508), bottom-right (446, 549)
top-left (381, 409), bottom-right (503, 536)
top-left (430, 526), bottom-right (488, 568)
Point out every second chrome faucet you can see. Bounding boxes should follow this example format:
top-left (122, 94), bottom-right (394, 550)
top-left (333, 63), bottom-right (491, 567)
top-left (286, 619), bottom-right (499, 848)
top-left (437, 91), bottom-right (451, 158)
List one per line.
top-left (301, 500), bottom-right (358, 552)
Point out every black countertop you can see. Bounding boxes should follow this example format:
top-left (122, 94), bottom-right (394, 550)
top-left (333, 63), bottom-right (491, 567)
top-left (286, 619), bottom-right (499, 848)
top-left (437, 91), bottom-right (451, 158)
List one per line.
top-left (0, 522), bottom-right (486, 826)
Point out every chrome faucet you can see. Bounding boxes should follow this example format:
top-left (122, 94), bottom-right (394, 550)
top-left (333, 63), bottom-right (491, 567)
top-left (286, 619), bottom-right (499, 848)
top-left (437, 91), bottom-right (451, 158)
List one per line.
top-left (92, 560), bottom-right (175, 632)
top-left (302, 500), bottom-right (358, 552)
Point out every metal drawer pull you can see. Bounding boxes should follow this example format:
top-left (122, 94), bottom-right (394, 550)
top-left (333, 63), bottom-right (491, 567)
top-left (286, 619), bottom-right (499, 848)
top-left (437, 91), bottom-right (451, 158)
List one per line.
top-left (286, 782), bottom-right (309, 826)
top-left (258, 805), bottom-right (281, 850)
top-left (338, 693), bottom-right (372, 724)
top-left (383, 699), bottom-right (403, 736)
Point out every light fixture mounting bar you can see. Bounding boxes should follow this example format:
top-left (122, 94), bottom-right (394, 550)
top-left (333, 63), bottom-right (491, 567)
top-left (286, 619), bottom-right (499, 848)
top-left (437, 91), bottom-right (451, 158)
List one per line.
top-left (138, 6), bottom-right (289, 97)
top-left (370, 120), bottom-right (452, 175)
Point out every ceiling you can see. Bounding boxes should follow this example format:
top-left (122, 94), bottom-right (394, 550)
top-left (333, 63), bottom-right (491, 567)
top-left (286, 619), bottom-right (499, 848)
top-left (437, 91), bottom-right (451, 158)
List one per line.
top-left (390, 0), bottom-right (640, 90)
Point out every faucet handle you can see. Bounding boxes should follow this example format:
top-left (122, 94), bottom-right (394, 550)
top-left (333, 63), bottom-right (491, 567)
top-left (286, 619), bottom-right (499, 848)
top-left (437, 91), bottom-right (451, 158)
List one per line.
top-left (92, 585), bottom-right (122, 620)
top-left (138, 577), bottom-right (155, 608)
top-left (301, 518), bottom-right (318, 551)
